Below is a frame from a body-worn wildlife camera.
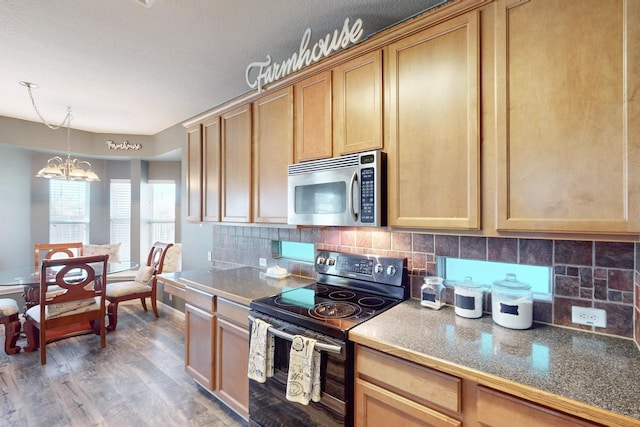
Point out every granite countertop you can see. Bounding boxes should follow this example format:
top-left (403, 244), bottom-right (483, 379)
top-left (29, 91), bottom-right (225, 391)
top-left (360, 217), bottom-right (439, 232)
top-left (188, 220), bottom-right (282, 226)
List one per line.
top-left (350, 299), bottom-right (640, 423)
top-left (160, 267), bottom-right (315, 306)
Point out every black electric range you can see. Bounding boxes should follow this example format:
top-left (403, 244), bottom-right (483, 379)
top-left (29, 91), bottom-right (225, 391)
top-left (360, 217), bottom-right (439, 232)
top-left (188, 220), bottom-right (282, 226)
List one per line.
top-left (250, 250), bottom-right (409, 339)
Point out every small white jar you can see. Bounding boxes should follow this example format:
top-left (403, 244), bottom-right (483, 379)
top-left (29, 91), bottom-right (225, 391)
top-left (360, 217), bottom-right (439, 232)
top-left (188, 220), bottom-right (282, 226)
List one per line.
top-left (421, 276), bottom-right (444, 310)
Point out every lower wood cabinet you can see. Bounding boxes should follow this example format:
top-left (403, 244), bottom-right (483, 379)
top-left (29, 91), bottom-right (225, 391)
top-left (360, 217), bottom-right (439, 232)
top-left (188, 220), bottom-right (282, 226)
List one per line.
top-left (184, 287), bottom-right (249, 420)
top-left (185, 300), bottom-right (216, 391)
top-left (355, 345), bottom-right (462, 427)
top-left (476, 387), bottom-right (601, 427)
top-left (216, 299), bottom-right (250, 419)
top-left (355, 344), bottom-right (619, 427)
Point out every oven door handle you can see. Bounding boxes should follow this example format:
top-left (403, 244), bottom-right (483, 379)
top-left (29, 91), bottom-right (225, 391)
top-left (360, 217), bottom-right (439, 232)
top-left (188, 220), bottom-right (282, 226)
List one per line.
top-left (248, 315), bottom-right (342, 355)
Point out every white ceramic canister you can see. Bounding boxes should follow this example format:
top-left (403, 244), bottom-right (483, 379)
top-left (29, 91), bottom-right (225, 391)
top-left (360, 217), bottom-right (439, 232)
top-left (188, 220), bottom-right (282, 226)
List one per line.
top-left (491, 273), bottom-right (533, 330)
top-left (421, 276), bottom-right (444, 310)
top-left (453, 276), bottom-right (486, 319)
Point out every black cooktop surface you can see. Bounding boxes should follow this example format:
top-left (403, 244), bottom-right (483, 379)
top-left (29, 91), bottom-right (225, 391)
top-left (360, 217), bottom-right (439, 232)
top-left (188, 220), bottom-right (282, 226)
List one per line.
top-left (250, 282), bottom-right (402, 338)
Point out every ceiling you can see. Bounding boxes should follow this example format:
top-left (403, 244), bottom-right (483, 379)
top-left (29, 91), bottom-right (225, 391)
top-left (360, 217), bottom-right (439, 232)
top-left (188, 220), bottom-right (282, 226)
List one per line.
top-left (0, 0), bottom-right (447, 136)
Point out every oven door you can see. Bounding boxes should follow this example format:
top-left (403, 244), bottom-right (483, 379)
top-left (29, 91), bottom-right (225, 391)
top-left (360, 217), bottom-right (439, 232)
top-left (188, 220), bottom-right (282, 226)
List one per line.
top-left (248, 312), bottom-right (352, 427)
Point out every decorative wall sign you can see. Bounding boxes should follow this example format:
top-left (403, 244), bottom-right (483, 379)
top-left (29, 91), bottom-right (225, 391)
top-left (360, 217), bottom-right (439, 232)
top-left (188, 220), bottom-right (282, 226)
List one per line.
top-left (246, 17), bottom-right (364, 92)
top-left (106, 140), bottom-right (142, 151)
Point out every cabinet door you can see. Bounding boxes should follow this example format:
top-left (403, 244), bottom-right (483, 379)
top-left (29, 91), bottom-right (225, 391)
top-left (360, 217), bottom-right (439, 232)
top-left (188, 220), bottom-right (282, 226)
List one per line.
top-left (477, 386), bottom-right (601, 427)
top-left (202, 115), bottom-right (221, 222)
top-left (355, 378), bottom-right (461, 427)
top-left (294, 71), bottom-right (332, 162)
top-left (333, 50), bottom-right (383, 155)
top-left (221, 104), bottom-right (252, 223)
top-left (217, 317), bottom-right (249, 419)
top-left (495, 0), bottom-right (640, 234)
top-left (186, 124), bottom-right (203, 222)
top-left (253, 87), bottom-right (293, 223)
top-left (386, 12), bottom-right (481, 229)
top-left (185, 303), bottom-right (216, 390)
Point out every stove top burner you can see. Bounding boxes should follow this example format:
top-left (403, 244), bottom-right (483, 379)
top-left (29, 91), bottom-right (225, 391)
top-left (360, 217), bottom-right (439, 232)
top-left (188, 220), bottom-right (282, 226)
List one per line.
top-left (309, 301), bottom-right (362, 319)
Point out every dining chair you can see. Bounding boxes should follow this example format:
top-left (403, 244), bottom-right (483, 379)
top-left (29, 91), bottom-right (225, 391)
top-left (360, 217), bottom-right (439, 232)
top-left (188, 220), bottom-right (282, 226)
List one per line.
top-left (105, 242), bottom-right (173, 331)
top-left (34, 242), bottom-right (84, 271)
top-left (23, 254), bottom-right (108, 365)
top-left (0, 298), bottom-right (21, 355)
top-left (26, 242), bottom-right (85, 311)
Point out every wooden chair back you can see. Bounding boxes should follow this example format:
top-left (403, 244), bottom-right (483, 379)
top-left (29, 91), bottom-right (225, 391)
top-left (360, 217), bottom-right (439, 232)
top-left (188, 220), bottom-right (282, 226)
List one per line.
top-left (34, 242), bottom-right (84, 270)
top-left (24, 254), bottom-right (108, 364)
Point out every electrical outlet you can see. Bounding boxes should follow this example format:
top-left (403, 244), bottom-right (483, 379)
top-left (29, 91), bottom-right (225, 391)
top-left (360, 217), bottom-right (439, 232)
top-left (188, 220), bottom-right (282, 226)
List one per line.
top-left (207, 251), bottom-right (212, 262)
top-left (571, 306), bottom-right (606, 328)
top-left (259, 258), bottom-right (267, 267)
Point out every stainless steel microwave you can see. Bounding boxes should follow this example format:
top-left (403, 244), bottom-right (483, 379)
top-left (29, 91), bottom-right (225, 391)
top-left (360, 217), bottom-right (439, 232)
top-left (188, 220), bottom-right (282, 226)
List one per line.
top-left (287, 150), bottom-right (385, 227)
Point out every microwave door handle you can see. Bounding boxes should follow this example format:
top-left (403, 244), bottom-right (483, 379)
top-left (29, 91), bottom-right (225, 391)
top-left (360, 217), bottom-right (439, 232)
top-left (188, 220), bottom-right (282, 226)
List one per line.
top-left (348, 171), bottom-right (358, 222)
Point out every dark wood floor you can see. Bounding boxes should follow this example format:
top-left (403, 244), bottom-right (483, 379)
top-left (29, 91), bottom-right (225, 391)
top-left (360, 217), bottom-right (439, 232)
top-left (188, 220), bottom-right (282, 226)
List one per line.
top-left (0, 301), bottom-right (246, 427)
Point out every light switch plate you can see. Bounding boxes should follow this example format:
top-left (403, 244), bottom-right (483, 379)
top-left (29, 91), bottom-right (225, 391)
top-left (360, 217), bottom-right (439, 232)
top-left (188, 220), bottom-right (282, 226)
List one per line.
top-left (571, 306), bottom-right (606, 328)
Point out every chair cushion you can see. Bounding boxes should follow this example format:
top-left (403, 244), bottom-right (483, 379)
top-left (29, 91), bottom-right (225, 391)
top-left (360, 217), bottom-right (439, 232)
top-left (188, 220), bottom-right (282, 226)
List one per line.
top-left (106, 281), bottom-right (151, 298)
top-left (83, 243), bottom-right (121, 263)
top-left (163, 244), bottom-right (182, 273)
top-left (0, 298), bottom-right (19, 316)
top-left (26, 296), bottom-right (100, 322)
top-left (135, 265), bottom-right (155, 284)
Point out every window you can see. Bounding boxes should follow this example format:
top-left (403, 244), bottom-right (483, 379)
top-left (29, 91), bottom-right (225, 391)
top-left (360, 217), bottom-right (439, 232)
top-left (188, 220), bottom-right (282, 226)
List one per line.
top-left (141, 181), bottom-right (176, 259)
top-left (438, 257), bottom-right (552, 301)
top-left (110, 180), bottom-right (131, 263)
top-left (275, 241), bottom-right (315, 263)
top-left (49, 180), bottom-right (90, 243)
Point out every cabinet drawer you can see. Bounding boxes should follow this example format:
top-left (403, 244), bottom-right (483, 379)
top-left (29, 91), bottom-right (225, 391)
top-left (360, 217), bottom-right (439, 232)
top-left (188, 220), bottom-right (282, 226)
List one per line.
top-left (185, 287), bottom-right (216, 313)
top-left (217, 298), bottom-right (249, 328)
top-left (477, 386), bottom-right (602, 427)
top-left (356, 345), bottom-right (461, 414)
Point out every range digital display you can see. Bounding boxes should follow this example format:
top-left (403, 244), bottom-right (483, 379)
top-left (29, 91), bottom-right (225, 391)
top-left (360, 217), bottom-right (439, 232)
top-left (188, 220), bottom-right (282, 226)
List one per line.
top-left (337, 256), bottom-right (373, 275)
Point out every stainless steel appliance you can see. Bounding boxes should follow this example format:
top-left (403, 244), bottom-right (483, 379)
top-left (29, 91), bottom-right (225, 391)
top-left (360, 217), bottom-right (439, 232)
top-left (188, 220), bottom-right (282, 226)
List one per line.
top-left (249, 250), bottom-right (408, 427)
top-left (287, 150), bottom-right (386, 227)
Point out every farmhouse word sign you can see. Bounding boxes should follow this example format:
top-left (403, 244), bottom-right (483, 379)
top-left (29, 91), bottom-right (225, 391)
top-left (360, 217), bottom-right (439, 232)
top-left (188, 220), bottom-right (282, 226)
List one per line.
top-left (246, 17), bottom-right (364, 92)
top-left (106, 140), bottom-right (142, 151)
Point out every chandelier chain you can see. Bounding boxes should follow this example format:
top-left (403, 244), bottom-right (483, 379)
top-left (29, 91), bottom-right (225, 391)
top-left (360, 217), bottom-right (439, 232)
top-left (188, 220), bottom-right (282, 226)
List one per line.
top-left (25, 84), bottom-right (72, 131)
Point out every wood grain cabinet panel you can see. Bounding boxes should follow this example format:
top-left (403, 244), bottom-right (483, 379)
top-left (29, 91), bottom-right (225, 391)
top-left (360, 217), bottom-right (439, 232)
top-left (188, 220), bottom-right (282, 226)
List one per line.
top-left (186, 124), bottom-right (203, 222)
top-left (252, 87), bottom-right (293, 224)
top-left (386, 11), bottom-right (481, 229)
top-left (495, 0), bottom-right (640, 234)
top-left (333, 50), bottom-right (383, 155)
top-left (477, 386), bottom-right (602, 427)
top-left (185, 302), bottom-right (216, 391)
top-left (216, 315), bottom-right (249, 419)
top-left (295, 70), bottom-right (332, 162)
top-left (202, 115), bottom-right (221, 222)
top-left (221, 104), bottom-right (252, 223)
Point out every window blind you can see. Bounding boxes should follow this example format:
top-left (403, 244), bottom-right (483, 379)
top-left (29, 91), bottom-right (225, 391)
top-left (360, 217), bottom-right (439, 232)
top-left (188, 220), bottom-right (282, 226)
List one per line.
top-left (49, 180), bottom-right (90, 243)
top-left (110, 179), bottom-right (131, 262)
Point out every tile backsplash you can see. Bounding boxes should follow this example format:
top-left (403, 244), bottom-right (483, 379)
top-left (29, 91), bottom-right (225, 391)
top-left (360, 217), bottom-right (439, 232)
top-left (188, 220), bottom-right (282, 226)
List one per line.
top-left (210, 225), bottom-right (639, 346)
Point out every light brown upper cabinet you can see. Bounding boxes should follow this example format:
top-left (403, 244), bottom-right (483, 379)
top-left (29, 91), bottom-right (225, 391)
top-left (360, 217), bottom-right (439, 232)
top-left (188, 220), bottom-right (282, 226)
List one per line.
top-left (186, 123), bottom-right (203, 222)
top-left (294, 70), bottom-right (332, 162)
top-left (221, 104), bottom-right (252, 223)
top-left (495, 0), bottom-right (640, 234)
top-left (252, 87), bottom-right (294, 224)
top-left (333, 50), bottom-right (383, 155)
top-left (202, 115), bottom-right (221, 222)
top-left (386, 11), bottom-right (481, 229)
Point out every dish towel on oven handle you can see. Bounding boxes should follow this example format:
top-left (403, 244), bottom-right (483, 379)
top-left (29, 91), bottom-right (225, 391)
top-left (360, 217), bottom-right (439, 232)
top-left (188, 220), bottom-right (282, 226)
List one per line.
top-left (286, 335), bottom-right (321, 405)
top-left (247, 318), bottom-right (274, 383)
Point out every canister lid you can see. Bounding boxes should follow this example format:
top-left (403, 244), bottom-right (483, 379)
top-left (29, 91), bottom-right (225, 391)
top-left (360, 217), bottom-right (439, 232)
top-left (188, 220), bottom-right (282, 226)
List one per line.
top-left (492, 273), bottom-right (531, 290)
top-left (456, 276), bottom-right (483, 288)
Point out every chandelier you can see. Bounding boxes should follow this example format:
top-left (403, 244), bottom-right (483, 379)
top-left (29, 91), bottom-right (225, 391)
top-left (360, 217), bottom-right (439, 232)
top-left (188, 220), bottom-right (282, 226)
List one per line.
top-left (20, 81), bottom-right (100, 182)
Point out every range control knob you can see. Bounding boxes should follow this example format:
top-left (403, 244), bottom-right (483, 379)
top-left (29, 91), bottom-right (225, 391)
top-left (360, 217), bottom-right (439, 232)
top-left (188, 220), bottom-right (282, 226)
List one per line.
top-left (327, 258), bottom-right (336, 266)
top-left (374, 264), bottom-right (384, 274)
top-left (386, 265), bottom-right (397, 276)
top-left (316, 256), bottom-right (326, 265)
